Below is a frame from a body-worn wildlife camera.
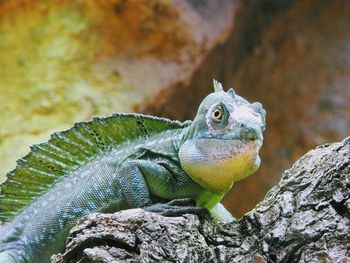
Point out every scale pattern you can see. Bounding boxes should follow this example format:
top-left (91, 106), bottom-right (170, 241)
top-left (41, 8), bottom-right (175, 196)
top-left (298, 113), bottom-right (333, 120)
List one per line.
top-left (0, 113), bottom-right (185, 222)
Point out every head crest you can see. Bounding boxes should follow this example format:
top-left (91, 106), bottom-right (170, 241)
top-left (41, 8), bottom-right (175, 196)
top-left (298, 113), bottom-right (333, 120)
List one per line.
top-left (213, 79), bottom-right (224, 92)
top-left (227, 88), bottom-right (236, 98)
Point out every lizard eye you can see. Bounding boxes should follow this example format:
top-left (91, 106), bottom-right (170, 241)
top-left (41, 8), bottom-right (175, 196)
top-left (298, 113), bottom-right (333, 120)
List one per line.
top-left (211, 105), bottom-right (224, 123)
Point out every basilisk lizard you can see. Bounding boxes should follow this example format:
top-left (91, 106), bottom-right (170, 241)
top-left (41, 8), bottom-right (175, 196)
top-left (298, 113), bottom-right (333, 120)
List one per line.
top-left (0, 80), bottom-right (266, 262)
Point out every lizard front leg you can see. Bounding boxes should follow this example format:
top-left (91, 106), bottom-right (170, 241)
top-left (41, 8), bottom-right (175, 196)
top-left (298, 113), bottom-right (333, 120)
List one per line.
top-left (117, 160), bottom-right (209, 217)
top-left (210, 203), bottom-right (235, 223)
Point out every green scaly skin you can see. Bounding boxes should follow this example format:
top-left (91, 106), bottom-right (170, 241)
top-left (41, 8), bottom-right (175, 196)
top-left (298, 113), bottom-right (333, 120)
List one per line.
top-left (0, 80), bottom-right (266, 262)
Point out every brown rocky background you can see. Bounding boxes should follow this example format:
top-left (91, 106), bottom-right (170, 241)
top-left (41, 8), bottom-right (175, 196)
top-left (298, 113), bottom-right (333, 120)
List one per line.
top-left (0, 0), bottom-right (349, 218)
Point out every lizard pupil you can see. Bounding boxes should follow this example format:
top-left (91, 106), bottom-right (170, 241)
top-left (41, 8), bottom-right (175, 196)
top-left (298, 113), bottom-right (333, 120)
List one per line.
top-left (214, 110), bottom-right (222, 120)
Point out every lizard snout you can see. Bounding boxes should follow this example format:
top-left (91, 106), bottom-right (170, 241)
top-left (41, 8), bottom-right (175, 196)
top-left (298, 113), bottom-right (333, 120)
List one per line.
top-left (237, 121), bottom-right (263, 140)
top-left (229, 104), bottom-right (265, 140)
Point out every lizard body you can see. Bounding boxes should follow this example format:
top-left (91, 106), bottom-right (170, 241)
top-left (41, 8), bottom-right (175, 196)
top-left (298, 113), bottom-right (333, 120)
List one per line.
top-left (0, 80), bottom-right (266, 262)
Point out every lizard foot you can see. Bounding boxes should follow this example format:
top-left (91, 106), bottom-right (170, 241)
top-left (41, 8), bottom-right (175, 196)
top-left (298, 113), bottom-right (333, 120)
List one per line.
top-left (144, 198), bottom-right (210, 218)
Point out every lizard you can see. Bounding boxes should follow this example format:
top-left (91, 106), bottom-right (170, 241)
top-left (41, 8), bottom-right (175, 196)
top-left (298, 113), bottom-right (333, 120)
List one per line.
top-left (0, 80), bottom-right (266, 263)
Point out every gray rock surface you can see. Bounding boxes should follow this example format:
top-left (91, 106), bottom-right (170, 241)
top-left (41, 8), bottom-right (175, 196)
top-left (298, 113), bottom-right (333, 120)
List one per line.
top-left (52, 137), bottom-right (350, 262)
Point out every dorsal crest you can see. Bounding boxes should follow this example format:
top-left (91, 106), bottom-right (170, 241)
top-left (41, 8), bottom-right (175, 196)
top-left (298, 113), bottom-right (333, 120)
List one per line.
top-left (227, 88), bottom-right (235, 98)
top-left (0, 114), bottom-right (187, 222)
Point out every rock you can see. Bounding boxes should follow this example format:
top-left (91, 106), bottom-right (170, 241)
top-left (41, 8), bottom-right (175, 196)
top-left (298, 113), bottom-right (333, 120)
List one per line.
top-left (51, 210), bottom-right (215, 263)
top-left (52, 137), bottom-right (350, 262)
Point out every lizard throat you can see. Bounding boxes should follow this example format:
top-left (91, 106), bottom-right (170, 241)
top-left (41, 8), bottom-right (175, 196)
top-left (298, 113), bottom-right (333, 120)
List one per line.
top-left (178, 138), bottom-right (262, 194)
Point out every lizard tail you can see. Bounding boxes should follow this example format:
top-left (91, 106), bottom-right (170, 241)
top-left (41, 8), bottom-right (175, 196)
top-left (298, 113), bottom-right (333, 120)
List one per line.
top-left (0, 250), bottom-right (21, 263)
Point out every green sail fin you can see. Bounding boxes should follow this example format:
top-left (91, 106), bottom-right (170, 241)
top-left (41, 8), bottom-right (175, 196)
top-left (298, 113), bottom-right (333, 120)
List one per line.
top-left (0, 113), bottom-right (186, 222)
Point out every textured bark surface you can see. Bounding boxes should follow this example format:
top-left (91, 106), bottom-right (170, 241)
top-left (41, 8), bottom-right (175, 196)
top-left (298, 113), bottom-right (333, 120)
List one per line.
top-left (52, 137), bottom-right (350, 262)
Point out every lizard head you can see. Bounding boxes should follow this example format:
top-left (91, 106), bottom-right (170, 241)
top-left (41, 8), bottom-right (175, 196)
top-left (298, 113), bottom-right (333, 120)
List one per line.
top-left (179, 80), bottom-right (266, 194)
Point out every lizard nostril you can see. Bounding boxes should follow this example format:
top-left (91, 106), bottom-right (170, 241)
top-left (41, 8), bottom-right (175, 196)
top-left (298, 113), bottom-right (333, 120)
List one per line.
top-left (238, 122), bottom-right (261, 140)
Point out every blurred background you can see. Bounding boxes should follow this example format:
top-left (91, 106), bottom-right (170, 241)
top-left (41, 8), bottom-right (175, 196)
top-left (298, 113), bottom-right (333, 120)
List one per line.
top-left (0, 0), bottom-right (349, 217)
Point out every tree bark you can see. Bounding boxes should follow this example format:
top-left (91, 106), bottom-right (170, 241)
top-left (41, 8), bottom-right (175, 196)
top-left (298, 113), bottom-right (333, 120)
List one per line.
top-left (52, 137), bottom-right (350, 263)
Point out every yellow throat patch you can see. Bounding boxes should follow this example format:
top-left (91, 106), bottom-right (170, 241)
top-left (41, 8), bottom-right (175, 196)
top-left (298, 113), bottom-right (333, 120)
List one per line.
top-left (179, 138), bottom-right (261, 194)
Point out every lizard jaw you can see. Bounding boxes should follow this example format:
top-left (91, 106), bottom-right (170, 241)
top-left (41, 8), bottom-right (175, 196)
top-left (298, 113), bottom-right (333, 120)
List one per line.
top-left (179, 138), bottom-right (262, 194)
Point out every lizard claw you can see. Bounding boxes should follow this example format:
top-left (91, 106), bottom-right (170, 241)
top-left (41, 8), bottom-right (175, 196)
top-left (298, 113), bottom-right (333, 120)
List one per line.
top-left (144, 198), bottom-right (210, 219)
top-left (165, 198), bottom-right (196, 207)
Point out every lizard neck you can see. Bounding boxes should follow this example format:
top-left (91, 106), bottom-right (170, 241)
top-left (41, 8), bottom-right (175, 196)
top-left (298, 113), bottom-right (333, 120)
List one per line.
top-left (195, 189), bottom-right (226, 210)
top-left (172, 122), bottom-right (194, 152)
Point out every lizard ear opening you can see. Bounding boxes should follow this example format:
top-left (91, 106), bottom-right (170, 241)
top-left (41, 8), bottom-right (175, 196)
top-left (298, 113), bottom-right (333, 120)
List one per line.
top-left (213, 79), bottom-right (224, 92)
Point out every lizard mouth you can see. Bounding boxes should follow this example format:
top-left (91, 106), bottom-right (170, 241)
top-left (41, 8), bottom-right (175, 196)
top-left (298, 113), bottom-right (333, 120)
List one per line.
top-left (194, 138), bottom-right (262, 159)
top-left (200, 134), bottom-right (263, 144)
top-left (240, 132), bottom-right (263, 141)
top-left (231, 129), bottom-right (264, 141)
top-left (201, 126), bottom-right (264, 142)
